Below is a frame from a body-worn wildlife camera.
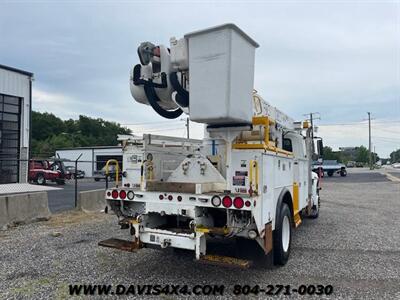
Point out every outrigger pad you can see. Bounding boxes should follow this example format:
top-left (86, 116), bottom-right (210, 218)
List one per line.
top-left (98, 238), bottom-right (141, 252)
top-left (198, 255), bottom-right (252, 269)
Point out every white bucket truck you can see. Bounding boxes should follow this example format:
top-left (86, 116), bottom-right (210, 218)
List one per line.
top-left (100, 24), bottom-right (322, 267)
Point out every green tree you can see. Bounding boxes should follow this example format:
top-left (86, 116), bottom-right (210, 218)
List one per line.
top-left (390, 149), bottom-right (400, 163)
top-left (355, 146), bottom-right (369, 163)
top-left (322, 146), bottom-right (340, 161)
top-left (32, 111), bottom-right (66, 140)
top-left (31, 111), bottom-right (131, 157)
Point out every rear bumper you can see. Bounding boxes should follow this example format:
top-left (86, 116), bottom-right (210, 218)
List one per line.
top-left (131, 223), bottom-right (205, 259)
top-left (140, 228), bottom-right (196, 250)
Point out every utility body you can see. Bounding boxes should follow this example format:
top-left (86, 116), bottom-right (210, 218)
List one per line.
top-left (102, 24), bottom-right (321, 266)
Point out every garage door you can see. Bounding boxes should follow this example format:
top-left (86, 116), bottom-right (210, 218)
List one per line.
top-left (0, 94), bottom-right (21, 184)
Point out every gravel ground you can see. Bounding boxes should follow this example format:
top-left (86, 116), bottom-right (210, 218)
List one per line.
top-left (0, 171), bottom-right (399, 299)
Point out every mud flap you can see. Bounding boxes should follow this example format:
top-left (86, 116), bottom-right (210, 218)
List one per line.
top-left (264, 222), bottom-right (273, 254)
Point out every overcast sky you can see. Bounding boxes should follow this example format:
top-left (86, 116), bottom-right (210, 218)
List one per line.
top-left (1, 1), bottom-right (399, 157)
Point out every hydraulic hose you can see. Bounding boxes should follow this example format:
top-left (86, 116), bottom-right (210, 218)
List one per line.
top-left (169, 72), bottom-right (189, 107)
top-left (133, 64), bottom-right (182, 119)
top-left (143, 81), bottom-right (183, 119)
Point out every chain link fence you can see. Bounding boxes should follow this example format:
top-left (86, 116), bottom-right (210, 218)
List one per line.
top-left (0, 155), bottom-right (122, 211)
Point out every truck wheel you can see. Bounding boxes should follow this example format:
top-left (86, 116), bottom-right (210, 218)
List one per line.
top-left (309, 202), bottom-right (319, 219)
top-left (340, 169), bottom-right (347, 177)
top-left (273, 203), bottom-right (292, 265)
top-left (327, 171), bottom-right (334, 177)
top-left (36, 174), bottom-right (46, 185)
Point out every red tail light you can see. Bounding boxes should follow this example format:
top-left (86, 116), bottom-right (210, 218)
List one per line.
top-left (119, 190), bottom-right (126, 199)
top-left (168, 195), bottom-right (173, 201)
top-left (159, 194), bottom-right (164, 200)
top-left (106, 191), bottom-right (111, 197)
top-left (111, 190), bottom-right (118, 199)
top-left (245, 200), bottom-right (251, 207)
top-left (222, 196), bottom-right (232, 208)
top-left (233, 197), bottom-right (244, 209)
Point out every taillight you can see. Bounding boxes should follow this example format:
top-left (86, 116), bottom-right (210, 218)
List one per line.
top-left (233, 197), bottom-right (244, 209)
top-left (119, 190), bottom-right (126, 200)
top-left (111, 190), bottom-right (118, 199)
top-left (222, 196), bottom-right (232, 208)
top-left (245, 200), bottom-right (251, 207)
top-left (127, 191), bottom-right (135, 200)
top-left (168, 195), bottom-right (173, 201)
top-left (211, 195), bottom-right (221, 207)
top-left (177, 196), bottom-right (182, 202)
top-left (106, 191), bottom-right (111, 197)
top-left (159, 194), bottom-right (164, 200)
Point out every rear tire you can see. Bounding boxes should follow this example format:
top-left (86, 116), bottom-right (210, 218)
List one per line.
top-left (56, 179), bottom-right (65, 185)
top-left (36, 174), bottom-right (46, 185)
top-left (273, 203), bottom-right (292, 265)
top-left (309, 203), bottom-right (319, 219)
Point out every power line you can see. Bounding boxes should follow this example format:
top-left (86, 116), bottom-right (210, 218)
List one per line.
top-left (374, 128), bottom-right (400, 134)
top-left (318, 120), bottom-right (400, 126)
top-left (131, 126), bottom-right (184, 133)
top-left (374, 136), bottom-right (400, 142)
top-left (121, 120), bottom-right (182, 126)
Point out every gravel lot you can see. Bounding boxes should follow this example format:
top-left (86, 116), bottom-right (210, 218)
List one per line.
top-left (0, 170), bottom-right (399, 299)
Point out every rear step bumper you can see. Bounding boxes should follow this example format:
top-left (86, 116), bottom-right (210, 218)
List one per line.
top-left (98, 238), bottom-right (142, 252)
top-left (100, 227), bottom-right (207, 259)
top-left (199, 255), bottom-right (252, 269)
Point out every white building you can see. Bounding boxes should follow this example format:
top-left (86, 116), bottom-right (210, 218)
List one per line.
top-left (0, 64), bottom-right (33, 184)
top-left (55, 146), bottom-right (122, 177)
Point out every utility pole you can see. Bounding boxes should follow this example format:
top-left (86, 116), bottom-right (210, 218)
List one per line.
top-left (374, 145), bottom-right (376, 165)
top-left (304, 112), bottom-right (320, 140)
top-left (186, 117), bottom-right (190, 139)
top-left (304, 112), bottom-right (320, 154)
top-left (368, 112), bottom-right (372, 169)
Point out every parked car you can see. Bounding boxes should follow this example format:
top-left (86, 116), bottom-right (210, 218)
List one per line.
top-left (392, 162), bottom-right (400, 169)
top-left (312, 160), bottom-right (347, 177)
top-left (346, 161), bottom-right (356, 168)
top-left (29, 159), bottom-right (71, 185)
top-left (65, 166), bottom-right (85, 179)
top-left (93, 165), bottom-right (121, 182)
top-left (355, 162), bottom-right (364, 168)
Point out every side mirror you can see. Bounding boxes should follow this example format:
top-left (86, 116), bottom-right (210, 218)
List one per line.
top-left (317, 139), bottom-right (324, 157)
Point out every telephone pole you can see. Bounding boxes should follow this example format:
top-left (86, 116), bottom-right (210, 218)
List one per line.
top-left (186, 117), bottom-right (190, 139)
top-left (304, 112), bottom-right (320, 140)
top-left (368, 112), bottom-right (372, 169)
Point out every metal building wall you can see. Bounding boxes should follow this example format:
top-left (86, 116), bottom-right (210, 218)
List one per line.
top-left (55, 147), bottom-right (122, 177)
top-left (0, 66), bottom-right (32, 183)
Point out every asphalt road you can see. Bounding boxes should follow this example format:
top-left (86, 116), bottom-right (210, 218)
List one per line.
top-left (1, 170), bottom-right (399, 299)
top-left (47, 179), bottom-right (106, 213)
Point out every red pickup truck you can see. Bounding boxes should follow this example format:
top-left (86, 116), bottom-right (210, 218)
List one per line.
top-left (28, 159), bottom-right (71, 185)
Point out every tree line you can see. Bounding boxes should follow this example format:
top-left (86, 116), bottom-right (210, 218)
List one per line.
top-left (322, 145), bottom-right (400, 164)
top-left (31, 111), bottom-right (131, 157)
